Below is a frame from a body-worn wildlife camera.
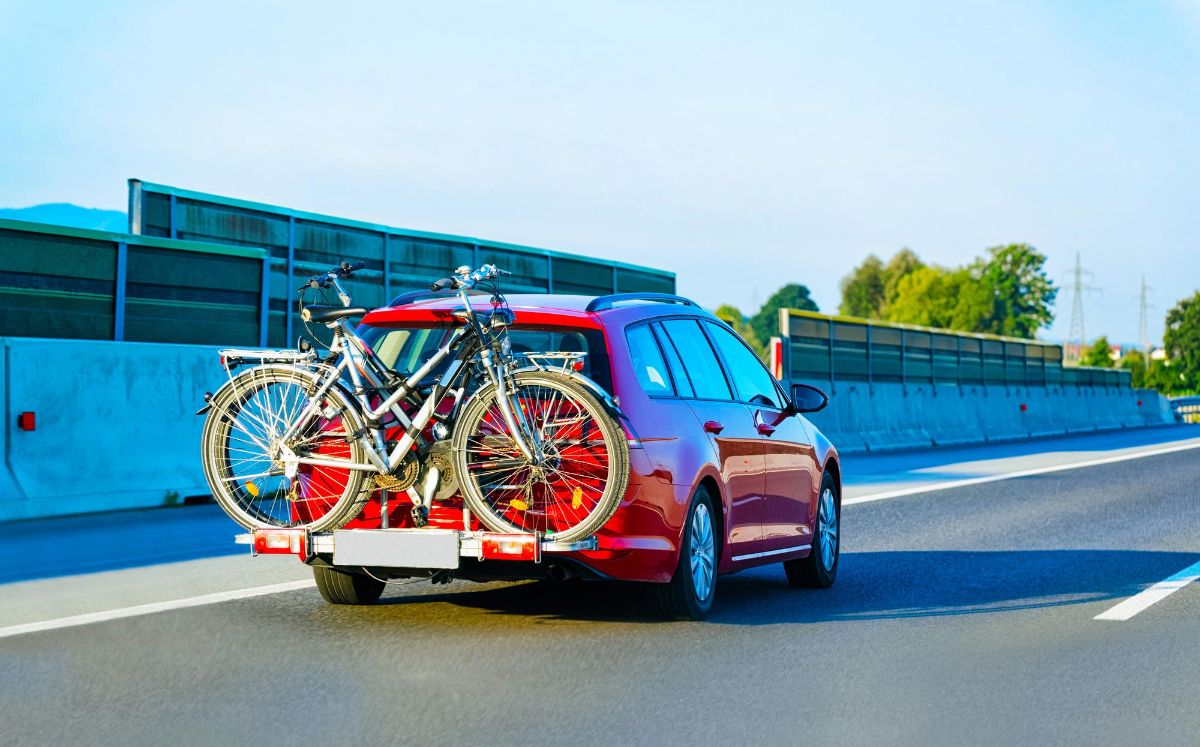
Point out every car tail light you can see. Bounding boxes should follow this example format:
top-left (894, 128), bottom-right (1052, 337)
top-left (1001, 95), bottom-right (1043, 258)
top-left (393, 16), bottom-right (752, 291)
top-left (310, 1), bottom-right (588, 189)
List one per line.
top-left (482, 534), bottom-right (541, 562)
top-left (252, 528), bottom-right (309, 557)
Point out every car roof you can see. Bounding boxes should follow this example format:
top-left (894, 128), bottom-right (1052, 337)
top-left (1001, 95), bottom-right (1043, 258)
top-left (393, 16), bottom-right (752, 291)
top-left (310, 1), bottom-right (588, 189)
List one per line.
top-left (362, 293), bottom-right (715, 329)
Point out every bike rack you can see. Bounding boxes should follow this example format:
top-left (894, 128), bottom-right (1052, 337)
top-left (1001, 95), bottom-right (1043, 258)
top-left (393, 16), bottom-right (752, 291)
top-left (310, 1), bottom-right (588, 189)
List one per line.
top-left (235, 527), bottom-right (598, 566)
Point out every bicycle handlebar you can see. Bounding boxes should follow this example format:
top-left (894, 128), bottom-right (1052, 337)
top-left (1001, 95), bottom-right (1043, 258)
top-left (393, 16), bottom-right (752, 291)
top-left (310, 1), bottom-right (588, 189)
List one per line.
top-left (428, 264), bottom-right (510, 292)
top-left (298, 261), bottom-right (366, 293)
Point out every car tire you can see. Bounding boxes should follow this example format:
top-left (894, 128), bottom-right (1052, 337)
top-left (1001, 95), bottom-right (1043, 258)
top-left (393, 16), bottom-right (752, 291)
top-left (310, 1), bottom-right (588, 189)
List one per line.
top-left (313, 564), bottom-right (386, 605)
top-left (784, 473), bottom-right (839, 588)
top-left (655, 486), bottom-right (718, 620)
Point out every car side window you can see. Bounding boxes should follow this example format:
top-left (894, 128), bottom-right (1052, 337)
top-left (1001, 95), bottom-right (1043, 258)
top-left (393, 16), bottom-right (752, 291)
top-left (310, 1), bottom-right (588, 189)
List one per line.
top-left (625, 323), bottom-right (673, 396)
top-left (653, 323), bottom-right (694, 398)
top-left (659, 319), bottom-right (732, 400)
top-left (705, 322), bottom-right (782, 408)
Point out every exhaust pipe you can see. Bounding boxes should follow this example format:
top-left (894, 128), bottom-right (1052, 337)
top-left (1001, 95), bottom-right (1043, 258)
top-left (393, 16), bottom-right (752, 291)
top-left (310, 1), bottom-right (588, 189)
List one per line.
top-left (547, 564), bottom-right (574, 582)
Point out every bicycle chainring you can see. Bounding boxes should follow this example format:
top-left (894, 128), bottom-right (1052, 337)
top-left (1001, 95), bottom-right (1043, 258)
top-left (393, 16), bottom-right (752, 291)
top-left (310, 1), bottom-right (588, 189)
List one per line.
top-left (373, 452), bottom-right (420, 492)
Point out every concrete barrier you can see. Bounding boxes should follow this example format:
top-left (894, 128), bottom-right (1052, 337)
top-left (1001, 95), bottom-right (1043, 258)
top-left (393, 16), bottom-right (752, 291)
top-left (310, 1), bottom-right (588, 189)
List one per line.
top-left (0, 336), bottom-right (1181, 520)
top-left (803, 378), bottom-right (1176, 455)
top-left (1, 337), bottom-right (220, 522)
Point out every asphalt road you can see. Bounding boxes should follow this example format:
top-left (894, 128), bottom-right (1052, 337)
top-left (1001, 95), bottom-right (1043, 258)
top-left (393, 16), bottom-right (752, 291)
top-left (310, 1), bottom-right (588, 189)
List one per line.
top-left (2, 426), bottom-right (1199, 746)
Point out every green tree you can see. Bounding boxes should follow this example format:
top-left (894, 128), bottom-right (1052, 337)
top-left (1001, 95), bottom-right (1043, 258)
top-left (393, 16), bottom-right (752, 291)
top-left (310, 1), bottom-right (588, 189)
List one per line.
top-left (972, 243), bottom-right (1057, 339)
top-left (882, 265), bottom-right (992, 333)
top-left (883, 266), bottom-right (955, 327)
top-left (1147, 358), bottom-right (1184, 394)
top-left (715, 304), bottom-right (765, 358)
top-left (838, 254), bottom-right (886, 318)
top-left (748, 284), bottom-right (818, 348)
top-left (1117, 350), bottom-right (1146, 388)
top-left (882, 248), bottom-right (925, 314)
top-left (1080, 336), bottom-right (1114, 368)
top-left (1164, 291), bottom-right (1200, 392)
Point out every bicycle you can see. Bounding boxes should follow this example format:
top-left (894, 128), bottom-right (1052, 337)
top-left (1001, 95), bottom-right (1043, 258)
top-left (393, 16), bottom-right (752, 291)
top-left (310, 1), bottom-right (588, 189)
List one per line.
top-left (199, 262), bottom-right (630, 542)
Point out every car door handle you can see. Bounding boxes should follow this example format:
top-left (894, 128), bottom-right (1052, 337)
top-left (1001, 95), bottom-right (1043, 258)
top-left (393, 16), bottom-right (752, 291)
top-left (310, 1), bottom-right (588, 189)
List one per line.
top-left (756, 423), bottom-right (776, 436)
top-left (703, 420), bottom-right (724, 434)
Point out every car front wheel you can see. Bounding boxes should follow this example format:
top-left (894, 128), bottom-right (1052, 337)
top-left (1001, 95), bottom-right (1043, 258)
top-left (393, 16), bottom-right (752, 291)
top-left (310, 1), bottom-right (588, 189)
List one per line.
top-left (784, 473), bottom-right (839, 588)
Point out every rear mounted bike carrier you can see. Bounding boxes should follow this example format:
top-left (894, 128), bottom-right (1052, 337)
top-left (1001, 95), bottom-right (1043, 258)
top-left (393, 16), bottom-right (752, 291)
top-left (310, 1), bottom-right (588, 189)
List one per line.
top-left (235, 527), bottom-right (597, 568)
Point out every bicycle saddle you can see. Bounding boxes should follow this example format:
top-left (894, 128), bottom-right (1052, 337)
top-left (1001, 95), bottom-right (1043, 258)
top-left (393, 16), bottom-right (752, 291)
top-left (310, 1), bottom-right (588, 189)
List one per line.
top-left (302, 305), bottom-right (369, 323)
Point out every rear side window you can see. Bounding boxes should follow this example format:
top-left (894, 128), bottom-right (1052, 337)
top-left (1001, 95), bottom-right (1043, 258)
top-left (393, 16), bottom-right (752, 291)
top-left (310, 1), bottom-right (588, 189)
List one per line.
top-left (659, 319), bottom-right (732, 400)
top-left (705, 322), bottom-right (782, 408)
top-left (625, 324), bottom-right (673, 396)
top-left (653, 322), bottom-right (694, 398)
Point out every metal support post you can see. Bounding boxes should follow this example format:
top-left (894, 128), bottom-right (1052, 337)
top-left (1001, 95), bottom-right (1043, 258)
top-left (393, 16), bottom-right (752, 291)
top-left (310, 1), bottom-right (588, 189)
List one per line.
top-left (114, 242), bottom-right (127, 341)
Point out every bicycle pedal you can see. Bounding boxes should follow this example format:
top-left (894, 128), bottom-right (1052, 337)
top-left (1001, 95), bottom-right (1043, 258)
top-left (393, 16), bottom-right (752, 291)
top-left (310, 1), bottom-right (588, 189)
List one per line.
top-left (411, 504), bottom-right (429, 527)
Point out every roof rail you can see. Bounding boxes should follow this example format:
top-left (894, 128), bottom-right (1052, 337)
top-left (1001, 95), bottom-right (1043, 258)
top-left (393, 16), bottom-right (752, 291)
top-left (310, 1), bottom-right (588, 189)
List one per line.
top-left (585, 292), bottom-right (700, 313)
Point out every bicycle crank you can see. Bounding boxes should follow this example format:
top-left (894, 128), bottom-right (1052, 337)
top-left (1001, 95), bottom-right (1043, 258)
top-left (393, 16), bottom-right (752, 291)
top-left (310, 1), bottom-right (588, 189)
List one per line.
top-left (373, 451), bottom-right (420, 492)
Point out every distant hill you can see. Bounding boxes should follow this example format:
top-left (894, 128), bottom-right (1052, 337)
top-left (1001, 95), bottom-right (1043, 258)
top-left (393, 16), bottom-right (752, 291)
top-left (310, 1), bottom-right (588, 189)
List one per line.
top-left (0, 203), bottom-right (127, 233)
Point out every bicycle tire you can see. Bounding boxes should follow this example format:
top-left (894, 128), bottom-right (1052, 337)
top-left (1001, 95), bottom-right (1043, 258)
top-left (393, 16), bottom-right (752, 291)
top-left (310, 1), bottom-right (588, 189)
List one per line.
top-left (200, 364), bottom-right (372, 532)
top-left (452, 370), bottom-right (630, 543)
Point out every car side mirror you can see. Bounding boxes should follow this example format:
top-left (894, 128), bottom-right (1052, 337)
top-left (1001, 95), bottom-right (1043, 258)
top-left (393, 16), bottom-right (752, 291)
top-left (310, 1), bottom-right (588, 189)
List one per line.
top-left (789, 383), bottom-right (829, 413)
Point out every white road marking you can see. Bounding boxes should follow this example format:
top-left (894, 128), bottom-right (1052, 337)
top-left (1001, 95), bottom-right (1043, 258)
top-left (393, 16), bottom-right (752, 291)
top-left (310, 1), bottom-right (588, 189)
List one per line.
top-left (0, 579), bottom-right (315, 640)
top-left (3, 439), bottom-right (1197, 641)
top-left (1094, 559), bottom-right (1200, 621)
top-left (844, 439), bottom-right (1200, 506)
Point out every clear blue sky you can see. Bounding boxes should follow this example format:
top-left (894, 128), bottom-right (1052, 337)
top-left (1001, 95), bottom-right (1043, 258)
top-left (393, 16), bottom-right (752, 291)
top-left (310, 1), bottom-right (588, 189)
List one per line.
top-left (1, 1), bottom-right (1196, 344)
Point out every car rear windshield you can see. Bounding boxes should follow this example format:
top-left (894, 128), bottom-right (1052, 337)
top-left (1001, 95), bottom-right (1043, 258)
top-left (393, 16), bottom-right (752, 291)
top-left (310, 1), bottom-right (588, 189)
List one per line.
top-left (357, 324), bottom-right (613, 394)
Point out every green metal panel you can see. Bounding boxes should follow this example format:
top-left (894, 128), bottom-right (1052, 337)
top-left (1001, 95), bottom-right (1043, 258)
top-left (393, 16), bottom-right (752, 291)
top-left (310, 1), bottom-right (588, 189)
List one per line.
top-left (778, 309), bottom-right (1120, 390)
top-left (0, 219), bottom-right (268, 344)
top-left (960, 337), bottom-right (983, 384)
top-left (787, 316), bottom-right (831, 379)
top-left (0, 228), bottom-right (116, 339)
top-left (555, 256), bottom-right (617, 295)
top-left (131, 180), bottom-right (675, 289)
top-left (388, 236), bottom-right (474, 292)
top-left (931, 334), bottom-right (958, 383)
top-left (870, 326), bottom-right (903, 381)
top-left (832, 322), bottom-right (868, 380)
top-left (124, 246), bottom-right (262, 345)
top-left (617, 267), bottom-right (675, 294)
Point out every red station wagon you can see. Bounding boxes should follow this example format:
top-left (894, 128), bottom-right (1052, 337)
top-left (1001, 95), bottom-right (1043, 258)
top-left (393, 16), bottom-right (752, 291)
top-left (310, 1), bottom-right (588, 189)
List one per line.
top-left (249, 292), bottom-right (841, 620)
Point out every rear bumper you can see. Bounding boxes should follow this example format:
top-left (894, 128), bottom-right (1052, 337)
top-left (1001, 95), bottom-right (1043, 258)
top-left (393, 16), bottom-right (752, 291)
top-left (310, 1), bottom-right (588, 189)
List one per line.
top-left (236, 526), bottom-right (678, 583)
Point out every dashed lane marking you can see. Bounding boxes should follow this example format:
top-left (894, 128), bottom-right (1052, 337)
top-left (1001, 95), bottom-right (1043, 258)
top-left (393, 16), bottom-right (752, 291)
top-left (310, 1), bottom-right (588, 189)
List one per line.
top-left (844, 439), bottom-right (1200, 506)
top-left (1094, 559), bottom-right (1200, 621)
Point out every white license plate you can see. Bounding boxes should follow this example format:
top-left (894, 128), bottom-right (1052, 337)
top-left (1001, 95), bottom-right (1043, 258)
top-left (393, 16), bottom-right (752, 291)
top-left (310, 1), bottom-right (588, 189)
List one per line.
top-left (332, 529), bottom-right (460, 569)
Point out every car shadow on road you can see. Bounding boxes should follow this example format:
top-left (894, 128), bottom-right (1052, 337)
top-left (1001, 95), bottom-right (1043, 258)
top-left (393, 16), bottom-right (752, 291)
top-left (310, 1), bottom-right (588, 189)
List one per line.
top-left (366, 549), bottom-right (1199, 625)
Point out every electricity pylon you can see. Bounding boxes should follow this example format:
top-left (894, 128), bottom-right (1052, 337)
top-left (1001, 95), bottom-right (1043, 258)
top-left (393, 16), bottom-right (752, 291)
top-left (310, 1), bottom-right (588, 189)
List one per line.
top-left (1138, 275), bottom-right (1154, 374)
top-left (1065, 253), bottom-right (1099, 363)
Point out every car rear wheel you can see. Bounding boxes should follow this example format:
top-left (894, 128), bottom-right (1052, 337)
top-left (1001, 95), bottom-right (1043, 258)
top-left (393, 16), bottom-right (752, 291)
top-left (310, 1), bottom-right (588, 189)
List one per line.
top-left (313, 564), bottom-right (386, 605)
top-left (784, 473), bottom-right (839, 588)
top-left (655, 486), bottom-right (718, 620)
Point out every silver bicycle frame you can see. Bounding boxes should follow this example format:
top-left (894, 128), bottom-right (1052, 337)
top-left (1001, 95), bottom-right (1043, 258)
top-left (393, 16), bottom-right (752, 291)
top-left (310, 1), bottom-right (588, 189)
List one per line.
top-left (278, 277), bottom-right (536, 475)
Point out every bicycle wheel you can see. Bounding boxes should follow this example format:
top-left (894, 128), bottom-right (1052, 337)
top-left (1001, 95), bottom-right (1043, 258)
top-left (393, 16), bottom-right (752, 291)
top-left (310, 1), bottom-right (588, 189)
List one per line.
top-left (452, 370), bottom-right (630, 543)
top-left (201, 364), bottom-right (371, 532)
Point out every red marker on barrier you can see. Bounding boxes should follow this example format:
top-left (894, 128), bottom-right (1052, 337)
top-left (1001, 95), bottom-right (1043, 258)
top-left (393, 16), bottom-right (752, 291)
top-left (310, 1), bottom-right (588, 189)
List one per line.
top-left (1020, 403), bottom-right (1028, 412)
top-left (17, 412), bottom-right (36, 431)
